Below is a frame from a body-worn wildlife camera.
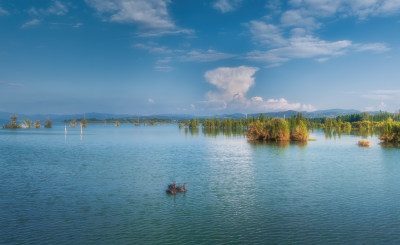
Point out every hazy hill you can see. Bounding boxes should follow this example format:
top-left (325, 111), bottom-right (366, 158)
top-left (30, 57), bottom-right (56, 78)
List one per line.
top-left (0, 109), bottom-right (371, 125)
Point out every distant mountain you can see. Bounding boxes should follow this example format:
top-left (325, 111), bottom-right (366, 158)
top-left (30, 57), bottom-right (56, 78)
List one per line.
top-left (244, 109), bottom-right (361, 119)
top-left (0, 109), bottom-right (374, 125)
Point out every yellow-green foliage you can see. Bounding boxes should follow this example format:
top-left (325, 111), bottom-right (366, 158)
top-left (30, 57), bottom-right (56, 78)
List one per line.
top-left (3, 114), bottom-right (21, 129)
top-left (247, 118), bottom-right (291, 142)
top-left (44, 119), bottom-right (52, 128)
top-left (291, 121), bottom-right (309, 141)
top-left (379, 118), bottom-right (400, 143)
top-left (34, 120), bottom-right (40, 128)
top-left (23, 119), bottom-right (32, 128)
top-left (342, 122), bottom-right (352, 131)
top-left (267, 118), bottom-right (290, 141)
top-left (70, 120), bottom-right (77, 127)
top-left (247, 120), bottom-right (267, 141)
top-left (81, 118), bottom-right (88, 128)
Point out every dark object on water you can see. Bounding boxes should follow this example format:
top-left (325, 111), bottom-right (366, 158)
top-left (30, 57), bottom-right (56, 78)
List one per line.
top-left (166, 189), bottom-right (176, 195)
top-left (176, 183), bottom-right (188, 192)
top-left (166, 181), bottom-right (187, 195)
top-left (168, 180), bottom-right (177, 190)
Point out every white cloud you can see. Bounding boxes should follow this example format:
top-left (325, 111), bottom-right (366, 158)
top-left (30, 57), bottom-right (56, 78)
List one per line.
top-left (204, 66), bottom-right (259, 105)
top-left (246, 19), bottom-right (389, 66)
top-left (136, 44), bottom-right (234, 64)
top-left (135, 42), bottom-right (175, 54)
top-left (183, 49), bottom-right (235, 62)
top-left (355, 43), bottom-right (390, 52)
top-left (203, 66), bottom-right (315, 112)
top-left (0, 6), bottom-right (8, 15)
top-left (154, 65), bottom-right (173, 72)
top-left (29, 1), bottom-right (68, 16)
top-left (21, 19), bottom-right (41, 28)
top-left (281, 10), bottom-right (320, 29)
top-left (247, 34), bottom-right (352, 64)
top-left (213, 0), bottom-right (242, 13)
top-left (0, 81), bottom-right (24, 87)
top-left (251, 96), bottom-right (264, 102)
top-left (73, 22), bottom-right (83, 28)
top-left (361, 90), bottom-right (400, 100)
top-left (148, 98), bottom-right (155, 104)
top-left (46, 0), bottom-right (68, 15)
top-left (252, 97), bottom-right (316, 112)
top-left (248, 21), bottom-right (288, 47)
top-left (85, 0), bottom-right (175, 29)
top-left (288, 0), bottom-right (400, 20)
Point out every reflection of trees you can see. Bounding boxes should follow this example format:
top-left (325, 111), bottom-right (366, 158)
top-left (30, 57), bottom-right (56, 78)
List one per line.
top-left (324, 128), bottom-right (377, 139)
top-left (248, 139), bottom-right (308, 148)
top-left (248, 140), bottom-right (290, 148)
top-left (202, 128), bottom-right (245, 137)
top-left (379, 142), bottom-right (400, 149)
top-left (185, 128), bottom-right (199, 136)
top-left (351, 128), bottom-right (377, 138)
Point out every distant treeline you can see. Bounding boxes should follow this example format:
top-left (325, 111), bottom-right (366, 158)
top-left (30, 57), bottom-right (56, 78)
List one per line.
top-left (178, 111), bottom-right (400, 143)
top-left (64, 118), bottom-right (175, 125)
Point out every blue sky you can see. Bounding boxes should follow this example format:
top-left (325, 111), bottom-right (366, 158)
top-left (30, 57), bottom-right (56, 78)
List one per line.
top-left (1, 0), bottom-right (400, 115)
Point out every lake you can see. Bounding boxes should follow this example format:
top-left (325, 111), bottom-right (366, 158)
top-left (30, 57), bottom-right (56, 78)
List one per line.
top-left (1, 124), bottom-right (400, 244)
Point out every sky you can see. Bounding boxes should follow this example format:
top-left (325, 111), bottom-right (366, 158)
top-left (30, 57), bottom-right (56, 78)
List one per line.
top-left (0, 0), bottom-right (400, 115)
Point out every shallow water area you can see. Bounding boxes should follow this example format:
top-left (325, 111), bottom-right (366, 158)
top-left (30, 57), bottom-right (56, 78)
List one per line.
top-left (1, 124), bottom-right (400, 244)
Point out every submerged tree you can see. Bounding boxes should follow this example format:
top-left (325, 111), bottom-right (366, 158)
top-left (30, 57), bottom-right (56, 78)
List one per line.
top-left (70, 120), bottom-right (77, 127)
top-left (23, 119), bottom-right (32, 128)
top-left (3, 114), bottom-right (21, 129)
top-left (81, 118), bottom-right (88, 128)
top-left (44, 119), bottom-right (52, 128)
top-left (34, 120), bottom-right (41, 128)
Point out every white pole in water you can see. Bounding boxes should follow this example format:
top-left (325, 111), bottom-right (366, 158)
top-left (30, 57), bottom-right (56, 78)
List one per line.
top-left (65, 125), bottom-right (67, 134)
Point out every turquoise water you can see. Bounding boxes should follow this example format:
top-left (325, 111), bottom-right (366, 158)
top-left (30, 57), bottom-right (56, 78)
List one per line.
top-left (1, 124), bottom-right (400, 244)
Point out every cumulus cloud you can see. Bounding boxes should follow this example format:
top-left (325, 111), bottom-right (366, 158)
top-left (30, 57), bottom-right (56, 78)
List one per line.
top-left (205, 66), bottom-right (259, 106)
top-left (202, 66), bottom-right (316, 112)
top-left (21, 19), bottom-right (41, 28)
top-left (252, 97), bottom-right (316, 112)
top-left (213, 0), bottom-right (242, 13)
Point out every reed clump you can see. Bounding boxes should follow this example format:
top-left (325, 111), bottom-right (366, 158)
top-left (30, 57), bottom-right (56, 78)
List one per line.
top-left (248, 118), bottom-right (292, 142)
top-left (247, 114), bottom-right (309, 142)
top-left (358, 139), bottom-right (371, 147)
top-left (378, 118), bottom-right (400, 143)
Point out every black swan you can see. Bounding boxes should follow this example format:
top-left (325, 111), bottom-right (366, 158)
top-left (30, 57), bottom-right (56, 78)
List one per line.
top-left (176, 183), bottom-right (188, 192)
top-left (168, 181), bottom-right (177, 190)
top-left (166, 189), bottom-right (176, 195)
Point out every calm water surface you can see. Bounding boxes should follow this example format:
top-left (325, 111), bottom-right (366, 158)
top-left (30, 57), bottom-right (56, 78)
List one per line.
top-left (1, 124), bottom-right (400, 244)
